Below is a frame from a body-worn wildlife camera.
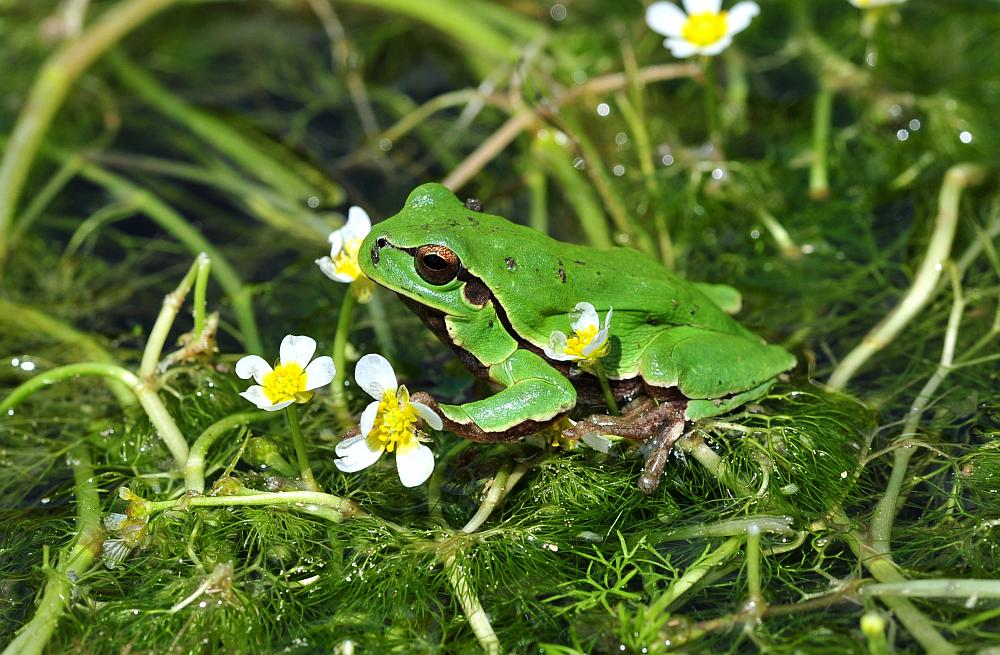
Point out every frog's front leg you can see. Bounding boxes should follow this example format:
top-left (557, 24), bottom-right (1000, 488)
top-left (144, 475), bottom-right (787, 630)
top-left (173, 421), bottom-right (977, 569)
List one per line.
top-left (415, 349), bottom-right (576, 443)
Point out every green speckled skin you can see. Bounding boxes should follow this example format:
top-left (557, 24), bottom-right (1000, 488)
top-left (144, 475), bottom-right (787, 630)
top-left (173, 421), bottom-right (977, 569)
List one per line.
top-left (358, 183), bottom-right (795, 432)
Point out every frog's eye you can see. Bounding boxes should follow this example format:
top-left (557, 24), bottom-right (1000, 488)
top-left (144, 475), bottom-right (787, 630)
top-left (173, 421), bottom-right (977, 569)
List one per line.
top-left (415, 244), bottom-right (461, 285)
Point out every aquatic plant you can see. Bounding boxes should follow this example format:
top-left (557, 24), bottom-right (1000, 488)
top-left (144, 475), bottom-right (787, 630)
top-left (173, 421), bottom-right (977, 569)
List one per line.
top-left (1, 1), bottom-right (997, 654)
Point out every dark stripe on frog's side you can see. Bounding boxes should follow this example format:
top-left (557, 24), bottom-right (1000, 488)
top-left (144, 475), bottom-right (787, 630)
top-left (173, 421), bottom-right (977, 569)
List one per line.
top-left (399, 270), bottom-right (644, 410)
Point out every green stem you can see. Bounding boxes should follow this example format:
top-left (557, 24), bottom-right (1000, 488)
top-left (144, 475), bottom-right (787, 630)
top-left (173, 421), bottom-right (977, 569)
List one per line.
top-left (1, 362), bottom-right (189, 467)
top-left (809, 85), bottom-right (834, 201)
top-left (2, 445), bottom-right (101, 655)
top-left (139, 254), bottom-right (204, 380)
top-left (531, 130), bottom-right (613, 249)
top-left (648, 536), bottom-right (743, 615)
top-left (828, 163), bottom-right (986, 390)
top-left (192, 253), bottom-right (211, 338)
top-left (861, 579), bottom-right (1000, 599)
top-left (0, 0), bottom-right (179, 260)
top-left (286, 405), bottom-right (319, 491)
top-left (185, 411), bottom-right (275, 494)
top-left (9, 153), bottom-right (85, 250)
top-left (0, 298), bottom-right (135, 408)
top-left (677, 433), bottom-right (752, 497)
top-left (460, 463), bottom-right (512, 533)
top-left (588, 361), bottom-right (620, 416)
top-left (445, 551), bottom-right (500, 655)
top-left (524, 163), bottom-right (548, 234)
top-left (331, 289), bottom-right (358, 425)
top-left (336, 0), bottom-right (520, 61)
top-left (610, 93), bottom-right (660, 257)
top-left (745, 523), bottom-right (764, 611)
top-left (107, 51), bottom-right (339, 207)
top-left (70, 158), bottom-right (263, 355)
top-left (147, 490), bottom-right (363, 522)
top-left (702, 56), bottom-right (721, 147)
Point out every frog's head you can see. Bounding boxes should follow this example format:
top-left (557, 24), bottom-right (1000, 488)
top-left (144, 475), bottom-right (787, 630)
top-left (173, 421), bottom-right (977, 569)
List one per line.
top-left (359, 183), bottom-right (502, 319)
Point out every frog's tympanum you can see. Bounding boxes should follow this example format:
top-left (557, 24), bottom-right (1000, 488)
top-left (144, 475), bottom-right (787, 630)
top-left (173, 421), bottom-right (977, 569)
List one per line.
top-left (358, 183), bottom-right (795, 493)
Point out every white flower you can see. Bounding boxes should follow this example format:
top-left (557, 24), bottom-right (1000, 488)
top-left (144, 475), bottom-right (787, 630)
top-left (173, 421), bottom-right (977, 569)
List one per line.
top-left (235, 335), bottom-right (335, 411)
top-left (316, 206), bottom-right (376, 302)
top-left (847, 0), bottom-right (905, 7)
top-left (543, 302), bottom-right (612, 363)
top-left (646, 0), bottom-right (760, 58)
top-left (334, 354), bottom-right (443, 487)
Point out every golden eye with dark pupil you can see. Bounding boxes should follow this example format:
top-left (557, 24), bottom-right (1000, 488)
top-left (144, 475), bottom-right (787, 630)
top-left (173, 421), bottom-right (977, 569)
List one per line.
top-left (415, 244), bottom-right (461, 284)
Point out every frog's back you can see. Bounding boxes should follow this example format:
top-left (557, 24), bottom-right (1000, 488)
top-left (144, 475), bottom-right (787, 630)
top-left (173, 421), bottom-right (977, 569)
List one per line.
top-left (381, 183), bottom-right (779, 380)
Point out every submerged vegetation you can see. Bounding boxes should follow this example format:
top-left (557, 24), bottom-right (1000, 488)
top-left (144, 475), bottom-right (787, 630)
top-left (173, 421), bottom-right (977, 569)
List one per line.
top-left (1, 0), bottom-right (998, 653)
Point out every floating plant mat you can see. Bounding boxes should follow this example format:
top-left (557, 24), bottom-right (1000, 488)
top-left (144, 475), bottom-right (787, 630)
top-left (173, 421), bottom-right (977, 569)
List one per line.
top-left (1, 1), bottom-right (999, 654)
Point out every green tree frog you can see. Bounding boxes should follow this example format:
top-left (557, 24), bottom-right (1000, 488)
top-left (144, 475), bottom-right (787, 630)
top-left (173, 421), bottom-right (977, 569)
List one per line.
top-left (357, 183), bottom-right (795, 493)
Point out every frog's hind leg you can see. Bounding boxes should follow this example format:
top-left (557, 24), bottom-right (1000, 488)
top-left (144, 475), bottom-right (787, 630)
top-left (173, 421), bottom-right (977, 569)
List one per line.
top-left (565, 398), bottom-right (687, 494)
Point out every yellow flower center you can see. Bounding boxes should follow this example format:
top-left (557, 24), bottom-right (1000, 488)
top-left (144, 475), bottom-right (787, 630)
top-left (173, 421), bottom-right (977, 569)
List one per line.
top-left (261, 362), bottom-right (311, 404)
top-left (565, 324), bottom-right (607, 360)
top-left (333, 237), bottom-right (364, 281)
top-left (682, 11), bottom-right (728, 47)
top-left (370, 386), bottom-right (419, 453)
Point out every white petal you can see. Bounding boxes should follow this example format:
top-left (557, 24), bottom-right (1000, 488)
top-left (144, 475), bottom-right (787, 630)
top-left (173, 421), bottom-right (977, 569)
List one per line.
top-left (603, 307), bottom-right (614, 331)
top-left (665, 37), bottom-right (700, 58)
top-left (570, 302), bottom-right (600, 333)
top-left (359, 401), bottom-right (379, 437)
top-left (235, 355), bottom-right (272, 383)
top-left (280, 335), bottom-right (317, 369)
top-left (410, 402), bottom-right (443, 431)
top-left (342, 206), bottom-right (372, 242)
top-left (327, 229), bottom-right (344, 252)
top-left (317, 256), bottom-right (356, 283)
top-left (303, 356), bottom-right (335, 390)
top-left (645, 2), bottom-right (687, 37)
top-left (684, 0), bottom-right (721, 14)
top-left (582, 432), bottom-right (612, 454)
top-left (239, 386), bottom-right (291, 412)
top-left (396, 443), bottom-right (435, 487)
top-left (543, 331), bottom-right (576, 361)
top-left (583, 328), bottom-right (610, 357)
top-left (334, 433), bottom-right (383, 472)
top-left (698, 34), bottom-right (732, 56)
top-left (725, 1), bottom-right (759, 35)
top-left (355, 353), bottom-right (397, 400)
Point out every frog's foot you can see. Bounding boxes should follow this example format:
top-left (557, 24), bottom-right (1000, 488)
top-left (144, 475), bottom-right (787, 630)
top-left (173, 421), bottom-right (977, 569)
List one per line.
top-left (565, 399), bottom-right (687, 495)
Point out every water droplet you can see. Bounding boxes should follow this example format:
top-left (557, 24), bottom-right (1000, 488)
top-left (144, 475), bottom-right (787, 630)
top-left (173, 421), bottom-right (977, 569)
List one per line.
top-left (596, 103), bottom-right (611, 117)
top-left (307, 196), bottom-right (320, 209)
top-left (550, 3), bottom-right (567, 20)
top-left (378, 138), bottom-right (393, 152)
top-left (959, 130), bottom-right (973, 144)
top-left (613, 164), bottom-right (625, 176)
top-left (896, 129), bottom-right (909, 141)
top-left (661, 154), bottom-right (674, 166)
top-left (711, 167), bottom-right (725, 180)
top-left (614, 132), bottom-right (627, 146)
top-left (908, 118), bottom-right (921, 131)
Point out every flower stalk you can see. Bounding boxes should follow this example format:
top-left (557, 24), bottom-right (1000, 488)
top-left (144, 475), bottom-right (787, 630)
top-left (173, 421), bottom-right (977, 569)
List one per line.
top-left (331, 289), bottom-right (358, 424)
top-left (286, 404), bottom-right (319, 491)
